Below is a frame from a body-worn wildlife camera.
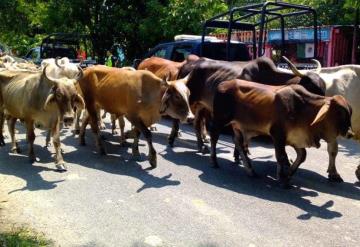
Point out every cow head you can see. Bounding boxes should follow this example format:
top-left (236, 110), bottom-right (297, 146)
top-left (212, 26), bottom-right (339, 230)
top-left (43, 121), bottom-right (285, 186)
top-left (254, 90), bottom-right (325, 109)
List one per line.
top-left (43, 65), bottom-right (85, 127)
top-left (160, 75), bottom-right (195, 123)
top-left (282, 56), bottom-right (326, 96)
top-left (311, 95), bottom-right (353, 138)
top-left (41, 57), bottom-right (82, 79)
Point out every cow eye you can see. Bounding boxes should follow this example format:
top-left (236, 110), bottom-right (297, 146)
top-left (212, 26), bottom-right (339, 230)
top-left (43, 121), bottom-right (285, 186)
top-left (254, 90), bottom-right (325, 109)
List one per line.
top-left (56, 92), bottom-right (62, 99)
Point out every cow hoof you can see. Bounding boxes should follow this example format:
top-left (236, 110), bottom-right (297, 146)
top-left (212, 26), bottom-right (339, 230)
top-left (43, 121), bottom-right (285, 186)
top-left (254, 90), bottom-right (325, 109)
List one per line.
top-left (100, 125), bottom-right (106, 130)
top-left (11, 147), bottom-right (21, 154)
top-left (0, 137), bottom-right (5, 146)
top-left (55, 163), bottom-right (67, 172)
top-left (74, 129), bottom-right (80, 135)
top-left (100, 134), bottom-right (107, 140)
top-left (150, 126), bottom-right (157, 131)
top-left (328, 174), bottom-right (344, 183)
top-left (112, 130), bottom-right (118, 135)
top-left (29, 155), bottom-right (36, 163)
top-left (168, 139), bottom-right (175, 148)
top-left (79, 139), bottom-right (86, 146)
top-left (234, 156), bottom-right (241, 164)
top-left (201, 146), bottom-right (210, 154)
top-left (203, 136), bottom-right (210, 143)
top-left (177, 132), bottom-right (182, 137)
top-left (132, 153), bottom-right (141, 161)
top-left (355, 165), bottom-right (360, 181)
top-left (149, 156), bottom-right (157, 168)
top-left (120, 141), bottom-right (131, 147)
top-left (99, 148), bottom-right (107, 155)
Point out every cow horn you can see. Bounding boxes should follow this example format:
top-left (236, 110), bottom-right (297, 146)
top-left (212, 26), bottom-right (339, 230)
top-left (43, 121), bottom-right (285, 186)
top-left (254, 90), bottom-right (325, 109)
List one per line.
top-left (43, 64), bottom-right (59, 83)
top-left (44, 92), bottom-right (55, 110)
top-left (76, 65), bottom-right (84, 80)
top-left (311, 59), bottom-right (322, 74)
top-left (74, 94), bottom-right (85, 110)
top-left (311, 101), bottom-right (330, 126)
top-left (282, 56), bottom-right (304, 77)
top-left (55, 57), bottom-right (65, 68)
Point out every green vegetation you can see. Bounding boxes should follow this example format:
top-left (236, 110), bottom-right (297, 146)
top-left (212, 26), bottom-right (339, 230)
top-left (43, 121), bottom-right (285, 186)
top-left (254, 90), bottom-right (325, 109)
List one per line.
top-left (0, 228), bottom-right (53, 247)
top-left (0, 0), bottom-right (358, 62)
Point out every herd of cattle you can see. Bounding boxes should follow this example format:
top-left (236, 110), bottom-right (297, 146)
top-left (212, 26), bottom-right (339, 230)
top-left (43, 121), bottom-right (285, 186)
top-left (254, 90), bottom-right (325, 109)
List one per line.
top-left (0, 54), bottom-right (360, 187)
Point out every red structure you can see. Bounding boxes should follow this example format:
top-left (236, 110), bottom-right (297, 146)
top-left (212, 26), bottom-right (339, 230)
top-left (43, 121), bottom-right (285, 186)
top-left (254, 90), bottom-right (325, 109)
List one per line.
top-left (213, 25), bottom-right (359, 67)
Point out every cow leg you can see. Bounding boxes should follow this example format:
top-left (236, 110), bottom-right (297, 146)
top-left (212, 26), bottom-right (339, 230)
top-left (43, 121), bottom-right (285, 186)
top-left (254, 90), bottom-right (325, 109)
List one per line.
top-left (199, 108), bottom-right (210, 143)
top-left (209, 121), bottom-right (223, 168)
top-left (90, 109), bottom-right (106, 155)
top-left (288, 148), bottom-right (307, 177)
top-left (0, 111), bottom-right (5, 146)
top-left (45, 130), bottom-right (51, 147)
top-left (111, 114), bottom-right (117, 135)
top-left (131, 127), bottom-right (141, 160)
top-left (25, 120), bottom-right (36, 163)
top-left (118, 115), bottom-right (129, 147)
top-left (98, 109), bottom-right (106, 130)
top-left (7, 117), bottom-right (20, 153)
top-left (74, 109), bottom-right (82, 135)
top-left (195, 111), bottom-right (209, 154)
top-left (79, 111), bottom-right (90, 146)
top-left (233, 129), bottom-right (257, 177)
top-left (132, 119), bottom-right (157, 168)
top-left (271, 128), bottom-right (291, 187)
top-left (52, 121), bottom-right (67, 171)
top-left (327, 140), bottom-right (343, 182)
top-left (168, 118), bottom-right (179, 147)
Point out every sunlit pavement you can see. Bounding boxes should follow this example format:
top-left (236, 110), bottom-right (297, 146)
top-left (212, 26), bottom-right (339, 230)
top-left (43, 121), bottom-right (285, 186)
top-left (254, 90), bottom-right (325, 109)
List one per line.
top-left (0, 116), bottom-right (359, 247)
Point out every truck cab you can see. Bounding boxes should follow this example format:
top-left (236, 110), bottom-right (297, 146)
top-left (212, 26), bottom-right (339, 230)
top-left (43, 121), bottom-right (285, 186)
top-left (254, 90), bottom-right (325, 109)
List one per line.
top-left (134, 35), bottom-right (251, 67)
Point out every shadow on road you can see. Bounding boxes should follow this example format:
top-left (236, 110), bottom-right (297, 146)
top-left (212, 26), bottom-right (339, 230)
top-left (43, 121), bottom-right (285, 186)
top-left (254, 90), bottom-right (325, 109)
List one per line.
top-left (157, 128), bottom-right (360, 220)
top-left (0, 142), bottom-right (64, 193)
top-left (61, 131), bottom-right (181, 194)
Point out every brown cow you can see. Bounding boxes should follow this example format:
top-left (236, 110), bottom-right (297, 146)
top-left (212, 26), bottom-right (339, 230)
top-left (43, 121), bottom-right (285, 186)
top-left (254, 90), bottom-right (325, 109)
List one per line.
top-left (77, 65), bottom-right (193, 168)
top-left (137, 55), bottom-right (200, 80)
top-left (137, 55), bottom-right (209, 147)
top-left (211, 79), bottom-right (353, 186)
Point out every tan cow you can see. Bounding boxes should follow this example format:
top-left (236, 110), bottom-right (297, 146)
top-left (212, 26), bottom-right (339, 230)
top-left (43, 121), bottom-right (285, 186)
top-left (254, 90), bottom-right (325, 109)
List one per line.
top-left (78, 65), bottom-right (193, 168)
top-left (0, 66), bottom-right (85, 171)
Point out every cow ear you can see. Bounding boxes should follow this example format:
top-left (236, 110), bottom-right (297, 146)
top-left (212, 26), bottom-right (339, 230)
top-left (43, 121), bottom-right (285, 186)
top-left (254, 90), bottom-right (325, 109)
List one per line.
top-left (311, 101), bottom-right (330, 126)
top-left (43, 93), bottom-right (55, 110)
top-left (74, 94), bottom-right (85, 110)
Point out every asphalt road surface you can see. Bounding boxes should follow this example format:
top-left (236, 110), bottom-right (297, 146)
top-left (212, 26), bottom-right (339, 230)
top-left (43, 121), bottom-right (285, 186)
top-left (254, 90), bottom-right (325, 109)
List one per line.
top-left (0, 116), bottom-right (359, 247)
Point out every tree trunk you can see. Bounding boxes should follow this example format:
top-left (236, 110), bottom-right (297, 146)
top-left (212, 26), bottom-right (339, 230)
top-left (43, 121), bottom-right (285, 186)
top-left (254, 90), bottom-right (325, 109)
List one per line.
top-left (351, 7), bottom-right (359, 64)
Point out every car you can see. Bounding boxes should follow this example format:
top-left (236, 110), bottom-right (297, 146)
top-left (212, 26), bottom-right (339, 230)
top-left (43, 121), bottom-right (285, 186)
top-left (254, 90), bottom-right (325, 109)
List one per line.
top-left (24, 33), bottom-right (97, 67)
top-left (133, 35), bottom-right (251, 68)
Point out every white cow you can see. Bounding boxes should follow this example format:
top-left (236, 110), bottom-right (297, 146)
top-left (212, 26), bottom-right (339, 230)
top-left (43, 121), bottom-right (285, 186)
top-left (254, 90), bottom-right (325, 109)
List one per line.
top-left (0, 66), bottom-right (85, 171)
top-left (280, 61), bottom-right (360, 182)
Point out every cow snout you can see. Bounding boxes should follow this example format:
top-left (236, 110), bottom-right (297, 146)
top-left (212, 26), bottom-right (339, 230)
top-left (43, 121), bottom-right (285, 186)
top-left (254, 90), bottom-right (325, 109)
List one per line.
top-left (63, 116), bottom-right (74, 127)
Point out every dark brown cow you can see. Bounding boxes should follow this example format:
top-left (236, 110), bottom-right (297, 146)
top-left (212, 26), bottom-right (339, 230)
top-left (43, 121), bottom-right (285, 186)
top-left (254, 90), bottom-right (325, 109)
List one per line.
top-left (211, 80), bottom-right (353, 186)
top-left (179, 57), bottom-right (326, 153)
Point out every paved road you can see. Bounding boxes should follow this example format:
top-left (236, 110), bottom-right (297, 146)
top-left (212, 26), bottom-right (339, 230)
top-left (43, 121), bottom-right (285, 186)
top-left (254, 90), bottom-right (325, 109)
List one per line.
top-left (0, 117), bottom-right (359, 247)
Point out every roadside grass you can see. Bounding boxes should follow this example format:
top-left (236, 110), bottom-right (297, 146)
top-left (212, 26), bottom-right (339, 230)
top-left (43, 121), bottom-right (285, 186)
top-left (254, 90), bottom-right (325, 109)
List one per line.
top-left (0, 227), bottom-right (53, 247)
